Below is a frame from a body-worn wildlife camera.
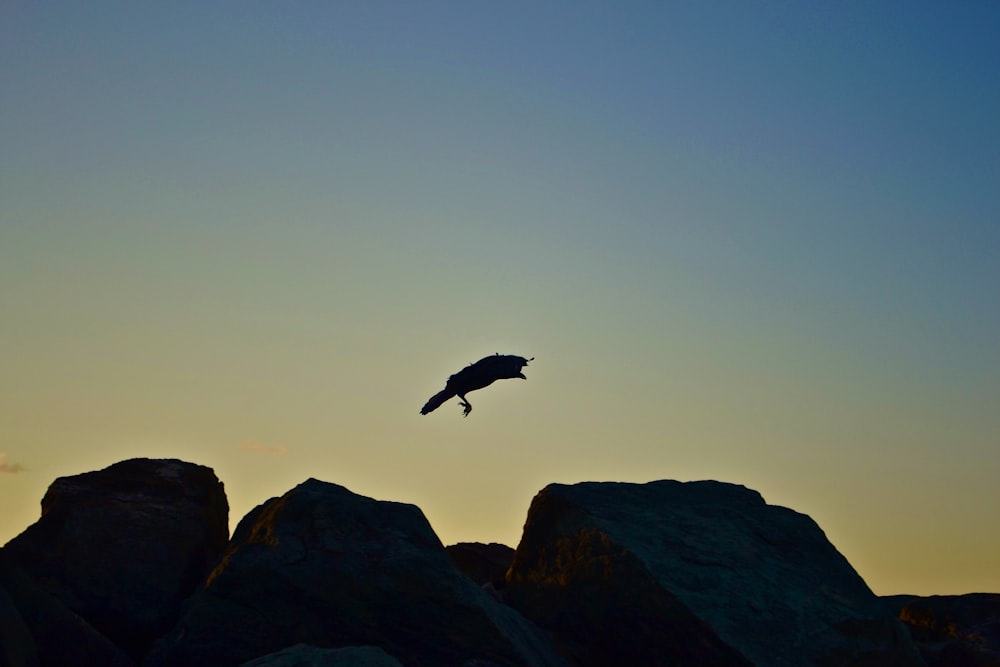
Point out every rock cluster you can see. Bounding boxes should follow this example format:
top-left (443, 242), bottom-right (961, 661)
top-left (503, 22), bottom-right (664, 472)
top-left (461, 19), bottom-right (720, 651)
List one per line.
top-left (1, 458), bottom-right (996, 666)
top-left (143, 477), bottom-right (563, 667)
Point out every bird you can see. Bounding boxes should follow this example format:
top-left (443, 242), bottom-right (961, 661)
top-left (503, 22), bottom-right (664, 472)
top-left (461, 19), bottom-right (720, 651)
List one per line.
top-left (420, 353), bottom-right (533, 417)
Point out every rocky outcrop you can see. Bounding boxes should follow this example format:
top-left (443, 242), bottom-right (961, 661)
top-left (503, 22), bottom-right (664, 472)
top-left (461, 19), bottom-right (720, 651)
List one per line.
top-left (239, 644), bottom-right (404, 667)
top-left (6, 458), bottom-right (999, 666)
top-left (886, 593), bottom-right (1000, 666)
top-left (446, 542), bottom-right (515, 590)
top-left (144, 479), bottom-right (567, 667)
top-left (505, 480), bottom-right (923, 667)
top-left (1, 458), bottom-right (228, 663)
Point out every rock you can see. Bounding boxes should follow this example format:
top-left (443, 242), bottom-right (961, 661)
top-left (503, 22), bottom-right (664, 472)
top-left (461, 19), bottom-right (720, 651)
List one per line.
top-left (0, 575), bottom-right (39, 667)
top-left (883, 595), bottom-right (922, 616)
top-left (891, 593), bottom-right (1000, 666)
top-left (505, 480), bottom-right (923, 667)
top-left (446, 542), bottom-right (515, 590)
top-left (144, 479), bottom-right (568, 667)
top-left (0, 559), bottom-right (133, 667)
top-left (1, 458), bottom-right (228, 662)
top-left (239, 644), bottom-right (404, 667)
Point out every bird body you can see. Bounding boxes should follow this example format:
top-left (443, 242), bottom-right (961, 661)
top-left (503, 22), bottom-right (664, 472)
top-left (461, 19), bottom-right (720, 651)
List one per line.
top-left (420, 353), bottom-right (533, 416)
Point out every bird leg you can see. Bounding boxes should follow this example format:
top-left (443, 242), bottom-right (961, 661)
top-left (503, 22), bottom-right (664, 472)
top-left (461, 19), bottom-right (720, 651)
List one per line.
top-left (457, 395), bottom-right (472, 417)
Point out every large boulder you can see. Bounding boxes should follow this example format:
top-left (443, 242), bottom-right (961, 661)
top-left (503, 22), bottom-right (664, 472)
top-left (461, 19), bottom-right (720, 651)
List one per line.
top-left (505, 480), bottom-right (923, 667)
top-left (1, 458), bottom-right (228, 662)
top-left (887, 593), bottom-right (1000, 666)
top-left (144, 479), bottom-right (567, 667)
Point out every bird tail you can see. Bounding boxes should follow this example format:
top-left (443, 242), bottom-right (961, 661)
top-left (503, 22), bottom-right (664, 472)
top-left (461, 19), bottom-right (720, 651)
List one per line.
top-left (420, 389), bottom-right (455, 415)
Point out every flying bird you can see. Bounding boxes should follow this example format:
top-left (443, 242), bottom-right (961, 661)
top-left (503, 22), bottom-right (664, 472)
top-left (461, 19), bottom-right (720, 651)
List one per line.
top-left (420, 353), bottom-right (533, 417)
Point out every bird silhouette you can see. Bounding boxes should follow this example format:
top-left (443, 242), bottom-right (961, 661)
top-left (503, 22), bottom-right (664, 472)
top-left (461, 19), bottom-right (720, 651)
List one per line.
top-left (420, 353), bottom-right (533, 417)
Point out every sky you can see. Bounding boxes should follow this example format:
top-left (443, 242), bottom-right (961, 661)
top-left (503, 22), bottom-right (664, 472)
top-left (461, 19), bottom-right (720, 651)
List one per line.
top-left (1, 2), bottom-right (997, 597)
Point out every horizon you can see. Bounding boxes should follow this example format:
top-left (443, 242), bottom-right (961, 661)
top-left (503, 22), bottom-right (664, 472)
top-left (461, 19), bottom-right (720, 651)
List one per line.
top-left (2, 3), bottom-right (997, 597)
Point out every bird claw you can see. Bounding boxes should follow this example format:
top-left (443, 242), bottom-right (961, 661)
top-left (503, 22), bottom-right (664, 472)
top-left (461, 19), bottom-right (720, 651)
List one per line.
top-left (459, 401), bottom-right (472, 417)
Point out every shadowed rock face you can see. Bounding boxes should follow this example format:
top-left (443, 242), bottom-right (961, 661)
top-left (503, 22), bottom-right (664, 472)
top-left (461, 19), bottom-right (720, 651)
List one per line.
top-left (239, 643), bottom-right (405, 667)
top-left (0, 575), bottom-right (39, 667)
top-left (886, 593), bottom-right (1000, 666)
top-left (2, 458), bottom-right (228, 663)
top-left (0, 562), bottom-right (133, 667)
top-left (144, 479), bottom-right (567, 667)
top-left (446, 542), bottom-right (515, 591)
top-left (505, 480), bottom-right (923, 667)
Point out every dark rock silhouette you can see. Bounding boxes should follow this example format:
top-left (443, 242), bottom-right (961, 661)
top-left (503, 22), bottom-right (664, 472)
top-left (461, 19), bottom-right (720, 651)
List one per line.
top-left (0, 574), bottom-right (38, 667)
top-left (0, 561), bottom-right (132, 667)
top-left (505, 480), bottom-right (924, 667)
top-left (446, 542), bottom-right (515, 591)
top-left (1, 458), bottom-right (228, 664)
top-left (4, 458), bottom-right (999, 666)
top-left (885, 593), bottom-right (1000, 666)
top-left (144, 479), bottom-right (567, 667)
top-left (239, 643), bottom-right (404, 667)
top-left (421, 354), bottom-right (533, 416)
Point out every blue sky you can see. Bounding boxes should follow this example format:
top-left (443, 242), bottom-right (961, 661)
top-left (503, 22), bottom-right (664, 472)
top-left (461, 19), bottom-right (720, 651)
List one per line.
top-left (2, 2), bottom-right (998, 595)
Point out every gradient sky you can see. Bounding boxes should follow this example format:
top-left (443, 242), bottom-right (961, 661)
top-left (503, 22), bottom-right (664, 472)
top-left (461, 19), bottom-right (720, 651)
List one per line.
top-left (2, 3), bottom-right (998, 596)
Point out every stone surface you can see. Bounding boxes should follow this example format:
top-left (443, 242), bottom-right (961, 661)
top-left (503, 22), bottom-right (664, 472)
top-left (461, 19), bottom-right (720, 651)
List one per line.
top-left (887, 593), bottom-right (1000, 666)
top-left (239, 644), bottom-right (404, 667)
top-left (1, 458), bottom-right (228, 662)
top-left (446, 542), bottom-right (515, 590)
top-left (506, 480), bottom-right (923, 667)
top-left (144, 479), bottom-right (567, 667)
top-left (0, 575), bottom-right (39, 667)
top-left (0, 559), bottom-right (133, 667)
